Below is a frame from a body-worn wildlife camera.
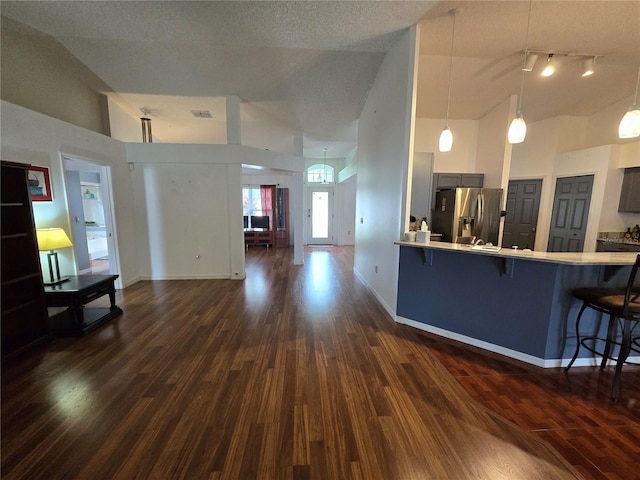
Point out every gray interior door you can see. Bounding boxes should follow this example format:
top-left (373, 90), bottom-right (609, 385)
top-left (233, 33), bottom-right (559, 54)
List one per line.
top-left (502, 179), bottom-right (542, 249)
top-left (548, 175), bottom-right (594, 252)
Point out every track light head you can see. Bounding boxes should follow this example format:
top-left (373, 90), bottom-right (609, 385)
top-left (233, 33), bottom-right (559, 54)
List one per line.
top-left (541, 54), bottom-right (555, 77)
top-left (581, 57), bottom-right (595, 77)
top-left (522, 52), bottom-right (538, 72)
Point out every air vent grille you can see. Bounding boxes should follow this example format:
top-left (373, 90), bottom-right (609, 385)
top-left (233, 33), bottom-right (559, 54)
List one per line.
top-left (191, 110), bottom-right (212, 118)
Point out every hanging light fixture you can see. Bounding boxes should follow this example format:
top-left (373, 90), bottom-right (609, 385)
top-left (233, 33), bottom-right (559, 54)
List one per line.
top-left (321, 148), bottom-right (329, 184)
top-left (541, 53), bottom-right (556, 77)
top-left (140, 108), bottom-right (153, 143)
top-left (439, 8), bottom-right (460, 153)
top-left (508, 0), bottom-right (533, 144)
top-left (618, 66), bottom-right (640, 139)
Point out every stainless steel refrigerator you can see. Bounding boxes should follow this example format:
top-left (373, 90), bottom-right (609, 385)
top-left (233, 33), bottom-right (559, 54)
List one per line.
top-left (431, 188), bottom-right (503, 245)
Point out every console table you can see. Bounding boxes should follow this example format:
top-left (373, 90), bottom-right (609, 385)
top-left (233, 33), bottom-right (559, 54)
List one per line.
top-left (244, 229), bottom-right (274, 248)
top-left (44, 275), bottom-right (122, 336)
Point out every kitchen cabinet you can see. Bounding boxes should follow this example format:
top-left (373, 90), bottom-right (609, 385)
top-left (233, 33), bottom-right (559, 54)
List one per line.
top-left (431, 173), bottom-right (484, 210)
top-left (1, 161), bottom-right (50, 362)
top-left (618, 167), bottom-right (640, 213)
top-left (433, 173), bottom-right (484, 189)
top-left (596, 240), bottom-right (640, 253)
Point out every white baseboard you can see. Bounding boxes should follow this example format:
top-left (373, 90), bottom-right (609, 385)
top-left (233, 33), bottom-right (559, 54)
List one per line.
top-left (395, 316), bottom-right (640, 368)
top-left (140, 274), bottom-right (232, 281)
top-left (353, 267), bottom-right (395, 320)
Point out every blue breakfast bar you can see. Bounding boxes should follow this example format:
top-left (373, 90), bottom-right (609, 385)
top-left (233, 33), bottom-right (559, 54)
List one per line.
top-left (395, 241), bottom-right (637, 367)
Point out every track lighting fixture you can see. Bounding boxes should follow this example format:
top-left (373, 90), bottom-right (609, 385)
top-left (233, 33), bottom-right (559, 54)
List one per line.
top-left (541, 54), bottom-right (555, 77)
top-left (618, 66), bottom-right (640, 139)
top-left (439, 8), bottom-right (460, 153)
top-left (522, 52), bottom-right (538, 72)
top-left (581, 57), bottom-right (595, 77)
top-left (524, 51), bottom-right (598, 77)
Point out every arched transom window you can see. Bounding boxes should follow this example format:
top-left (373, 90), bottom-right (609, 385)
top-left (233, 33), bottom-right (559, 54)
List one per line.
top-left (307, 164), bottom-right (334, 183)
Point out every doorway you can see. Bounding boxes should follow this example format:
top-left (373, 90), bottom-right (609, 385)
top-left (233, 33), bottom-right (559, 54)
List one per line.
top-left (307, 186), bottom-right (334, 245)
top-left (502, 179), bottom-right (542, 250)
top-left (548, 175), bottom-right (594, 252)
top-left (64, 158), bottom-right (120, 284)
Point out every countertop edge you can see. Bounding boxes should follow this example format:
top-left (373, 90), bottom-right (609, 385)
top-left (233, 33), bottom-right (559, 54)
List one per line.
top-left (394, 240), bottom-right (637, 265)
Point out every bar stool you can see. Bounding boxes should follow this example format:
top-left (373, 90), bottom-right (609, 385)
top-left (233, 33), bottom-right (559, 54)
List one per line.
top-left (565, 254), bottom-right (640, 400)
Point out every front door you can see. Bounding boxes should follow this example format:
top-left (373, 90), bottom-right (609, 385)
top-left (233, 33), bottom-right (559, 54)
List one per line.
top-left (307, 187), bottom-right (333, 245)
top-left (548, 175), bottom-right (594, 252)
top-left (502, 179), bottom-right (542, 250)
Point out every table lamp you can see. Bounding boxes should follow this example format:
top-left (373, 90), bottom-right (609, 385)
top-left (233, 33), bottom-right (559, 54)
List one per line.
top-left (36, 228), bottom-right (73, 286)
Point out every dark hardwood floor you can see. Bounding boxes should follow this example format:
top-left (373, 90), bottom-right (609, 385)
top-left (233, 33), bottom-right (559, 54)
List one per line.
top-left (416, 331), bottom-right (640, 480)
top-left (1, 246), bottom-right (634, 479)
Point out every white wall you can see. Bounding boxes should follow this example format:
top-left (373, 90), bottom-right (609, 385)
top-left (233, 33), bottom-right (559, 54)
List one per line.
top-left (511, 112), bottom-right (639, 250)
top-left (413, 118), bottom-right (479, 173)
top-left (107, 96), bottom-right (153, 144)
top-left (126, 143), bottom-right (304, 279)
top-left (1, 18), bottom-right (109, 136)
top-left (355, 26), bottom-right (418, 316)
top-left (337, 177), bottom-right (357, 245)
top-left (0, 101), bottom-right (139, 286)
top-left (601, 144), bottom-right (640, 233)
top-left (131, 161), bottom-right (244, 280)
top-left (585, 95), bottom-right (640, 149)
top-left (476, 96), bottom-right (514, 190)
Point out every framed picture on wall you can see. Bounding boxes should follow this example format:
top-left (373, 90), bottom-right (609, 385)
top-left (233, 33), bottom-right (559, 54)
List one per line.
top-left (28, 165), bottom-right (53, 202)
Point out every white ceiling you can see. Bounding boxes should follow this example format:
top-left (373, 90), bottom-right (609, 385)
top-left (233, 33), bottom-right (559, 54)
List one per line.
top-left (2, 1), bottom-right (639, 159)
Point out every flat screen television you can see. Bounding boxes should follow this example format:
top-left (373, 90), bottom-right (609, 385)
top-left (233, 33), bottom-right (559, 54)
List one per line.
top-left (250, 215), bottom-right (269, 230)
top-left (243, 215), bottom-right (249, 229)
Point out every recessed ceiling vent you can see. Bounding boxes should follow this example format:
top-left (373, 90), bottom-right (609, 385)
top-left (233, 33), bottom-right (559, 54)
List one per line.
top-left (191, 110), bottom-right (212, 118)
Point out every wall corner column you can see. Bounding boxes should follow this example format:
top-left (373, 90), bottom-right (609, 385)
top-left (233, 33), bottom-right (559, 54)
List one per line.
top-left (226, 96), bottom-right (242, 145)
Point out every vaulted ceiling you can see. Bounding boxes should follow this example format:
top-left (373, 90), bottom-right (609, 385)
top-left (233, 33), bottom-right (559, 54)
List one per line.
top-left (2, 1), bottom-right (639, 158)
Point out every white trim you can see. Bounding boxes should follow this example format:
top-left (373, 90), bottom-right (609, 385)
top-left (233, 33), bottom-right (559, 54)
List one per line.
top-left (140, 274), bottom-right (234, 281)
top-left (395, 315), bottom-right (640, 368)
top-left (121, 276), bottom-right (142, 288)
top-left (353, 266), bottom-right (395, 320)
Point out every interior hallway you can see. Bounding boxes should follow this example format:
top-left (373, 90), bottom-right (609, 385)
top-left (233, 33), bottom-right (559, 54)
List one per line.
top-left (2, 246), bottom-right (634, 479)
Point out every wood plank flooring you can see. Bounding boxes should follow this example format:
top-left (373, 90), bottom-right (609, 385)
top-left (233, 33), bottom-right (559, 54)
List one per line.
top-left (416, 331), bottom-right (640, 480)
top-left (1, 246), bottom-right (594, 479)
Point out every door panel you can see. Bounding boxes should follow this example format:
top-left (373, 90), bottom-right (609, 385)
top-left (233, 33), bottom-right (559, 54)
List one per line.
top-left (547, 175), bottom-right (593, 252)
top-left (502, 179), bottom-right (541, 250)
top-left (306, 187), bottom-right (334, 245)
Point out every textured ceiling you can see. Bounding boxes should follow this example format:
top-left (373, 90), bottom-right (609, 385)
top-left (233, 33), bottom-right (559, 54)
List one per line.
top-left (2, 1), bottom-right (639, 159)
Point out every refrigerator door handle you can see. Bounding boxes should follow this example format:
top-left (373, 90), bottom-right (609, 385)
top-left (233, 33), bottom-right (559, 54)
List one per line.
top-left (477, 193), bottom-right (484, 239)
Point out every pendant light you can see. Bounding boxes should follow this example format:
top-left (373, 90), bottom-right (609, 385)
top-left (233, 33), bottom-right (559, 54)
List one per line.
top-left (439, 9), bottom-right (460, 153)
top-left (321, 148), bottom-right (328, 184)
top-left (618, 66), bottom-right (640, 139)
top-left (508, 0), bottom-right (533, 145)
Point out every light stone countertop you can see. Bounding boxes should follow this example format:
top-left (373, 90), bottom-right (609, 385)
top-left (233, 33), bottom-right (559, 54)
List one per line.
top-left (394, 240), bottom-right (638, 266)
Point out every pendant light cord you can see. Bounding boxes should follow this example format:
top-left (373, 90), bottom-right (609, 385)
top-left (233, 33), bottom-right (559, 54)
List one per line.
top-left (444, 10), bottom-right (458, 124)
top-left (633, 66), bottom-right (640, 105)
top-left (517, 0), bottom-right (533, 113)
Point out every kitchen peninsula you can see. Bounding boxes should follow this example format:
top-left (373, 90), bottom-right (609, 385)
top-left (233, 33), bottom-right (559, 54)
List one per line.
top-left (394, 241), bottom-right (637, 367)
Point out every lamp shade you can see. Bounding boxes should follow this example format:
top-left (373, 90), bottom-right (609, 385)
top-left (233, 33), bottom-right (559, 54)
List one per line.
top-left (508, 113), bottom-right (527, 144)
top-left (618, 106), bottom-right (640, 139)
top-left (439, 126), bottom-right (453, 152)
top-left (36, 228), bottom-right (73, 251)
